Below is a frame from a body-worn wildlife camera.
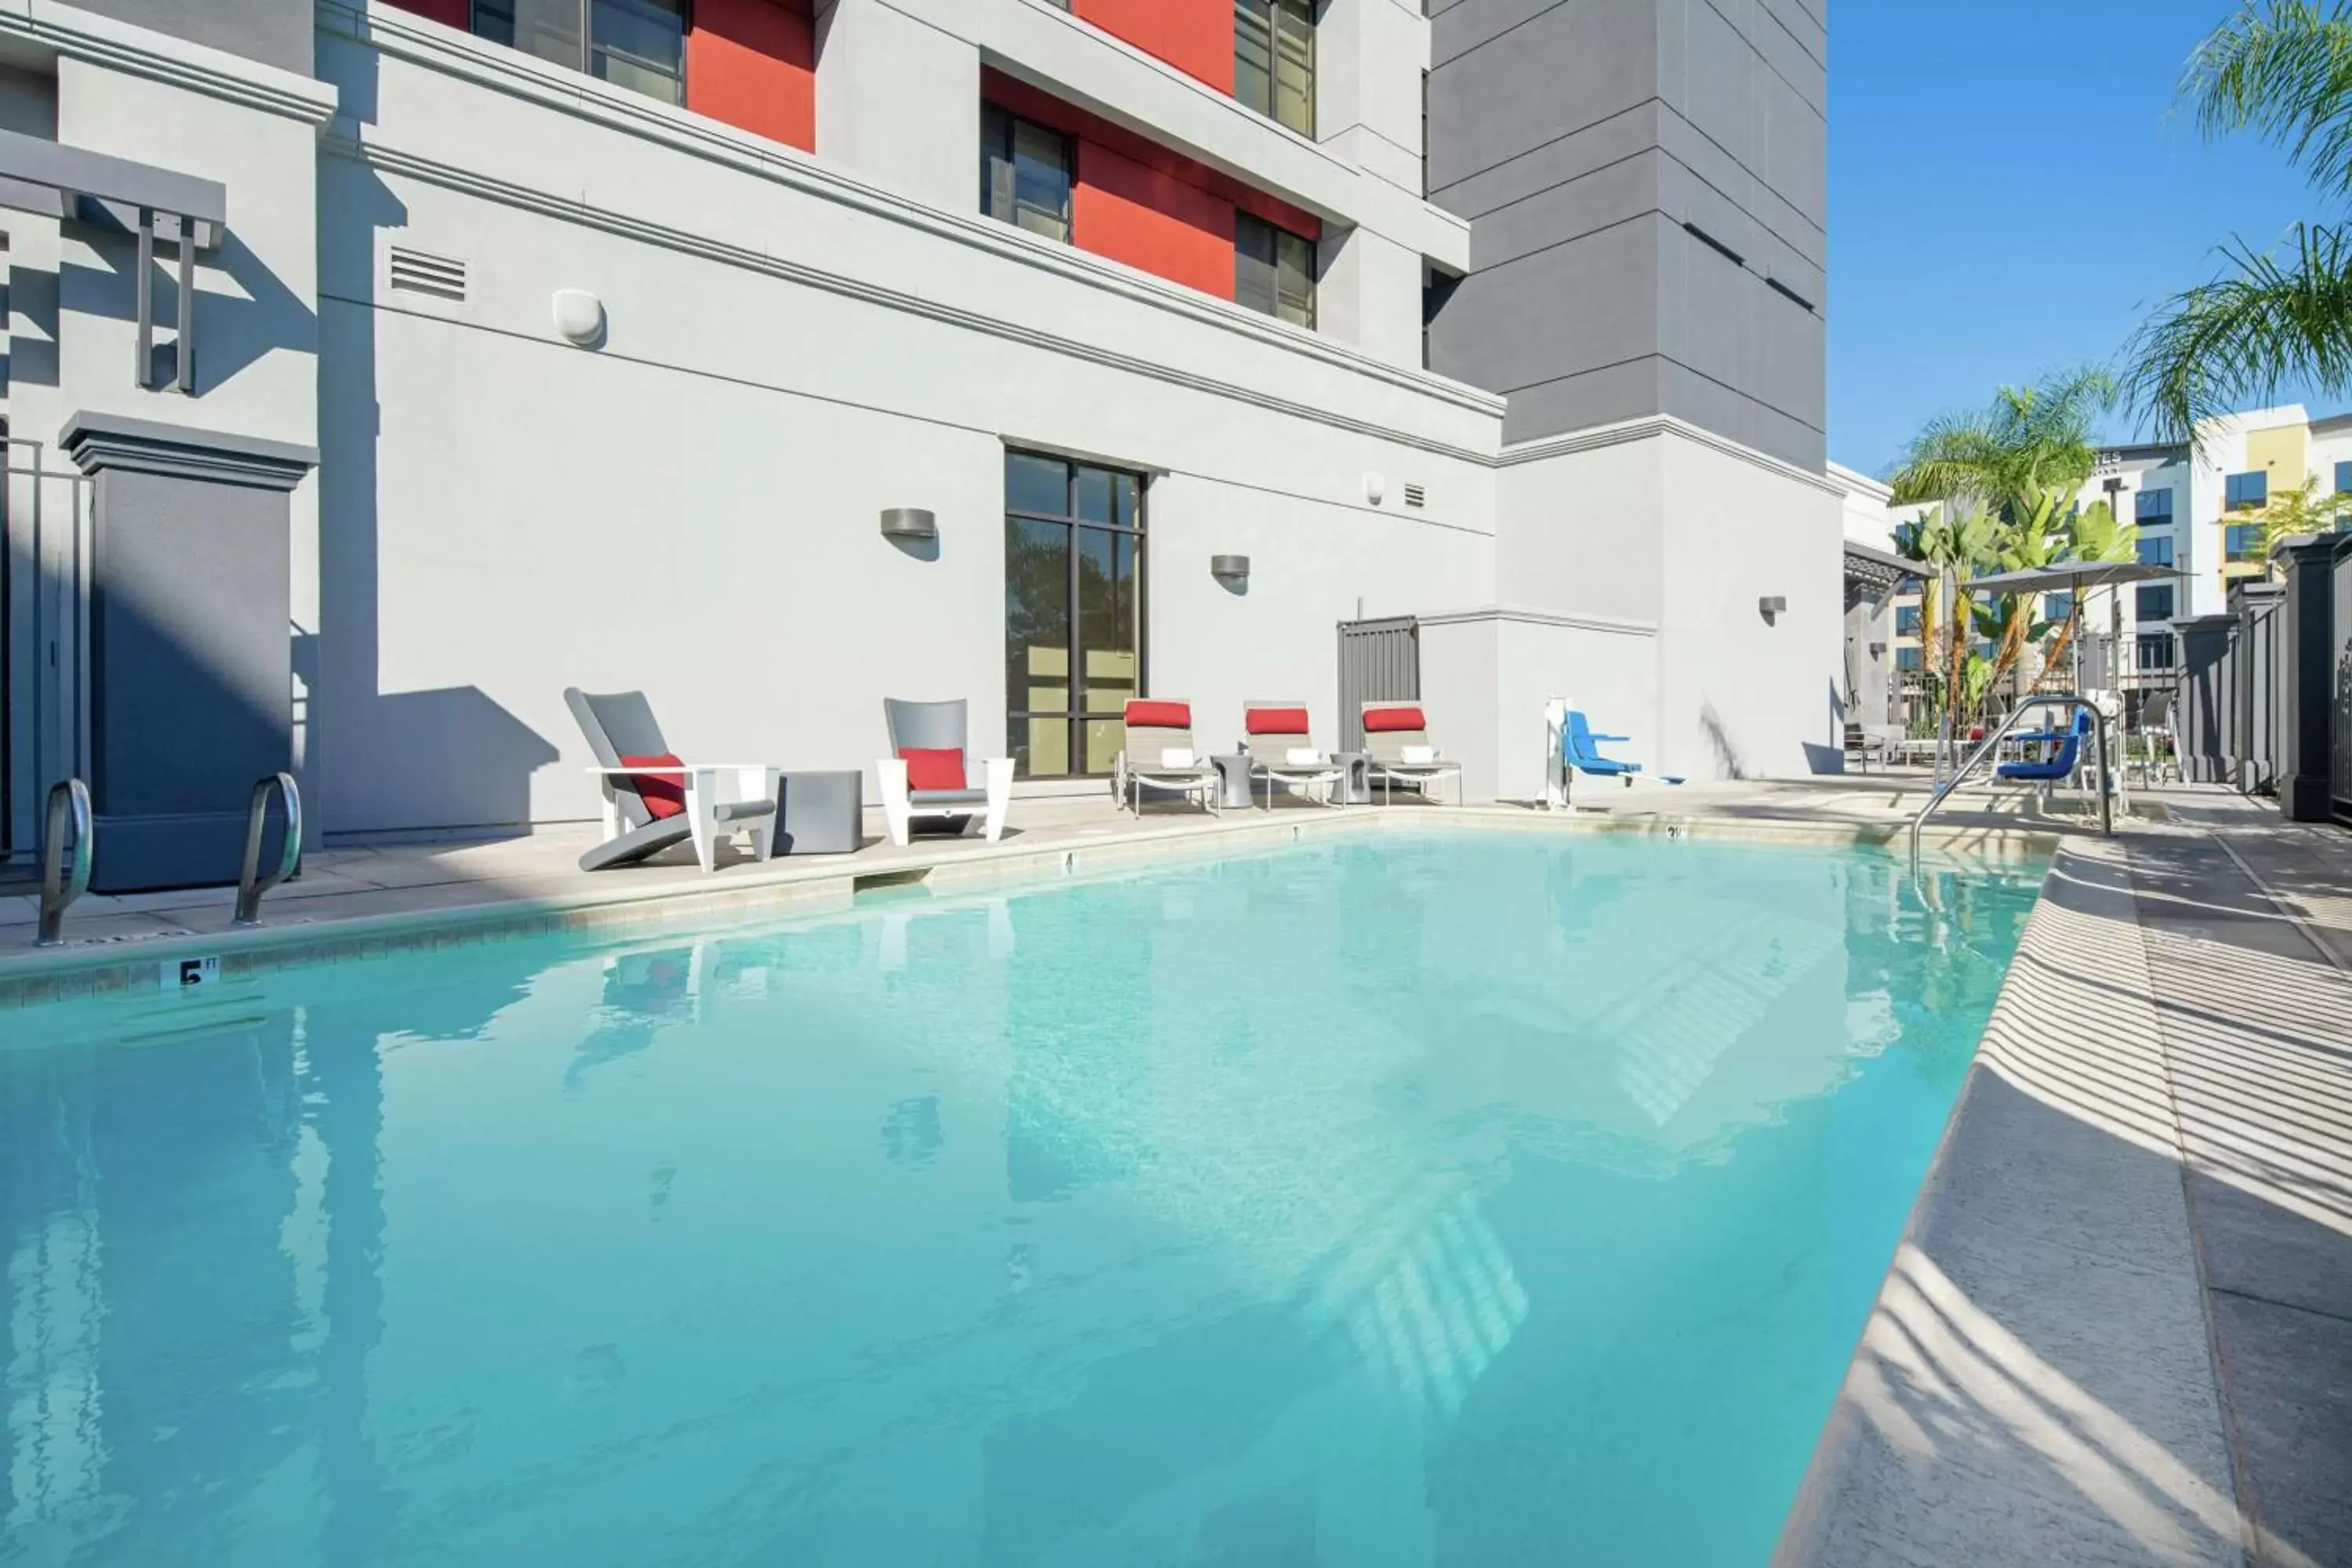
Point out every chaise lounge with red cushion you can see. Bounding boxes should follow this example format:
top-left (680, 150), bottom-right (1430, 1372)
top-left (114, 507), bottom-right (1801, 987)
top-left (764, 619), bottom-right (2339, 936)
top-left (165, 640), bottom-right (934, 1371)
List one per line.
top-left (877, 697), bottom-right (1013, 847)
top-left (1359, 701), bottom-right (1465, 805)
top-left (1242, 700), bottom-right (1347, 808)
top-left (1112, 699), bottom-right (1220, 815)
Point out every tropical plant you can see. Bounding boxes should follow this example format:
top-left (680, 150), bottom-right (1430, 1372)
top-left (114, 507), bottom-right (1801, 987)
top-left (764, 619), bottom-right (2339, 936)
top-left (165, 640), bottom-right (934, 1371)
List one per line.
top-left (2125, 2), bottom-right (2352, 440)
top-left (1888, 368), bottom-right (2118, 516)
top-left (2243, 470), bottom-right (2336, 563)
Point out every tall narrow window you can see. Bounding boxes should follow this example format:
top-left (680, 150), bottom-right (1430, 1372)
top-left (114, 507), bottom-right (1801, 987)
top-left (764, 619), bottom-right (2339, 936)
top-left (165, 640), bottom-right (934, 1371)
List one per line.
top-left (472, 0), bottom-right (683, 105)
top-left (1006, 452), bottom-right (1146, 778)
top-left (981, 104), bottom-right (1075, 243)
top-left (1236, 212), bottom-right (1316, 328)
top-left (1236, 0), bottom-right (1315, 136)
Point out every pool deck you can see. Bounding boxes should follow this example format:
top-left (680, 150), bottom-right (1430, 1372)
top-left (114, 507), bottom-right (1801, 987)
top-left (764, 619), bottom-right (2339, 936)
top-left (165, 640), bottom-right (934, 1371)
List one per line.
top-left (2, 775), bottom-right (2347, 1565)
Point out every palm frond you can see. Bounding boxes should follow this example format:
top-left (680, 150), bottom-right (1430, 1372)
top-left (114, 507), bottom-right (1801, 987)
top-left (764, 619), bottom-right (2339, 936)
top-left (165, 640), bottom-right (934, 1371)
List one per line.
top-left (2123, 222), bottom-right (2352, 441)
top-left (2187, 0), bottom-right (2352, 196)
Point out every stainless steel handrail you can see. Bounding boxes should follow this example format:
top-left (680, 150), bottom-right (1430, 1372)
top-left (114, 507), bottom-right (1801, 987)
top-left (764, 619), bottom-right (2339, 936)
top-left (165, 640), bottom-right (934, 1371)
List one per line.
top-left (233, 772), bottom-right (302, 927)
top-left (35, 779), bottom-right (92, 946)
top-left (1907, 695), bottom-right (2112, 877)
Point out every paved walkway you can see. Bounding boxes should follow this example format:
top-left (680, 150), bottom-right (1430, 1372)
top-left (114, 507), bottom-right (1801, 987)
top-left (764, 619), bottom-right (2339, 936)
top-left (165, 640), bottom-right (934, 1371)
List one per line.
top-left (1782, 790), bottom-right (2352, 1567)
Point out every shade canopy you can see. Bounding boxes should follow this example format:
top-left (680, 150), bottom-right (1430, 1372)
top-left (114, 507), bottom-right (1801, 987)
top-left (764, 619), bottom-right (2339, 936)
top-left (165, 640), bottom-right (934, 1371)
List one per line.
top-left (1961, 559), bottom-right (2177, 597)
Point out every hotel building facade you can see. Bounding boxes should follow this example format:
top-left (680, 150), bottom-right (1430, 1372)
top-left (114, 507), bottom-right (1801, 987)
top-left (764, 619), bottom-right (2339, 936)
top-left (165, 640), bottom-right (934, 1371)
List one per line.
top-left (0, 0), bottom-right (1835, 859)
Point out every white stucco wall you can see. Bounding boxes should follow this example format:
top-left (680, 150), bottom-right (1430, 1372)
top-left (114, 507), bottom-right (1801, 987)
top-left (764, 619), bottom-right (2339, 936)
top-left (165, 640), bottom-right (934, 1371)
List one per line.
top-left (311, 10), bottom-right (1501, 834)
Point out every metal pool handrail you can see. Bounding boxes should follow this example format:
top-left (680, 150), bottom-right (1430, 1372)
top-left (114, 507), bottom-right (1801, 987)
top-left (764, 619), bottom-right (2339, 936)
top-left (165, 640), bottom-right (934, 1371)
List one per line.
top-left (36, 778), bottom-right (92, 946)
top-left (1907, 695), bottom-right (2111, 877)
top-left (234, 772), bottom-right (303, 927)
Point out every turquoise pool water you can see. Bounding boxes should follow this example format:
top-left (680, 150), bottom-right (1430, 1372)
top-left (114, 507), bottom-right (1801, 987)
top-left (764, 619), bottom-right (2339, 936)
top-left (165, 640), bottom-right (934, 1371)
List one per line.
top-left (0, 832), bottom-right (2041, 1567)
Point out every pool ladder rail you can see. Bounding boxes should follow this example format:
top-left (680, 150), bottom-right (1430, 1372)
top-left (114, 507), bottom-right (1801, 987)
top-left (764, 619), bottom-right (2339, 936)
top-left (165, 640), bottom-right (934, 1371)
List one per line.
top-left (1906, 694), bottom-right (2112, 880)
top-left (32, 772), bottom-right (302, 946)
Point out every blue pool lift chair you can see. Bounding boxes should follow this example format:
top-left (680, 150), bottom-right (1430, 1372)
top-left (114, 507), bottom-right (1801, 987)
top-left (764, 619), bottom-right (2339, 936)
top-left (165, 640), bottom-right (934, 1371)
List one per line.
top-left (1994, 706), bottom-right (2095, 807)
top-left (1558, 709), bottom-right (1686, 807)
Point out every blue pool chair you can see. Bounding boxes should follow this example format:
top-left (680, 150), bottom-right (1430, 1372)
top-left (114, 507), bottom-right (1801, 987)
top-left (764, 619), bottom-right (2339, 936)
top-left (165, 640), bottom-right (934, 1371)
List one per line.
top-left (1994, 708), bottom-right (2092, 783)
top-left (1560, 710), bottom-right (1685, 804)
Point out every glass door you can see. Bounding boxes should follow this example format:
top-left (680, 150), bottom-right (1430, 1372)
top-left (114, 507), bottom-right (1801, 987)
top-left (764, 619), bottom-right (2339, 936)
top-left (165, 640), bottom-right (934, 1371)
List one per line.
top-left (1005, 452), bottom-right (1145, 778)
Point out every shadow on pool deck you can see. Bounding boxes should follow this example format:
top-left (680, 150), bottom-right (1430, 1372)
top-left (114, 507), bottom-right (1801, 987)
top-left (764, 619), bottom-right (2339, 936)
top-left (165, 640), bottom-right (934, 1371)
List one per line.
top-left (1780, 818), bottom-right (2352, 1568)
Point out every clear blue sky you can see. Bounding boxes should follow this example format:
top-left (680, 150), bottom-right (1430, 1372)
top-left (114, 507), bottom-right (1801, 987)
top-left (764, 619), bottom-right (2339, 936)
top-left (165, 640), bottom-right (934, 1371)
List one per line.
top-left (1829, 0), bottom-right (2328, 477)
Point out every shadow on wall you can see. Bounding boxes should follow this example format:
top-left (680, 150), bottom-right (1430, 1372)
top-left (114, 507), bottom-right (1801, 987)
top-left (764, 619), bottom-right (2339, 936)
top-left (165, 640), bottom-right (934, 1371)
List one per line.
top-left (1698, 702), bottom-right (1746, 780)
top-left (62, 221), bottom-right (318, 396)
top-left (311, 132), bottom-right (559, 838)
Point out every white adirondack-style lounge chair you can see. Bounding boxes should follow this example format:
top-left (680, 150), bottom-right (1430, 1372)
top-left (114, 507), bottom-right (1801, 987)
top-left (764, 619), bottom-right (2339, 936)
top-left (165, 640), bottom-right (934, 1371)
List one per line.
top-left (877, 697), bottom-right (1014, 847)
top-left (564, 688), bottom-right (778, 873)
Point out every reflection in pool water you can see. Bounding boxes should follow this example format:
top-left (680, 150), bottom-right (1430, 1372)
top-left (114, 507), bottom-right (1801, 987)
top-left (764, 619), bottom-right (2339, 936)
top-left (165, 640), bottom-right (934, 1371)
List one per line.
top-left (0, 833), bottom-right (2039, 1566)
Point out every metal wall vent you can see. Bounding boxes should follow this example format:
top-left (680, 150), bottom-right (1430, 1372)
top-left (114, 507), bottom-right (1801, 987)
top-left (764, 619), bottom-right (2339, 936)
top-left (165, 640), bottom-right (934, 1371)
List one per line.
top-left (1403, 482), bottom-right (1426, 509)
top-left (389, 245), bottom-right (466, 301)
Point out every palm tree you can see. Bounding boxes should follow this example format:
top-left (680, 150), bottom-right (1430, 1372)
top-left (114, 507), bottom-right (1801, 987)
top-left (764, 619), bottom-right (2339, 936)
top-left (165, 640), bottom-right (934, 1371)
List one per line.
top-left (2245, 471), bottom-right (2339, 564)
top-left (2125, 2), bottom-right (2352, 439)
top-left (1888, 368), bottom-right (2118, 517)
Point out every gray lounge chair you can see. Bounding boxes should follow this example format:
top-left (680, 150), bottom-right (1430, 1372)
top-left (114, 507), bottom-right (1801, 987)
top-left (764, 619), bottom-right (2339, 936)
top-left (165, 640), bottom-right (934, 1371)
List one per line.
top-left (1360, 701), bottom-right (1465, 805)
top-left (565, 688), bottom-right (778, 873)
top-left (878, 698), bottom-right (1012, 845)
top-left (1112, 699), bottom-right (1221, 815)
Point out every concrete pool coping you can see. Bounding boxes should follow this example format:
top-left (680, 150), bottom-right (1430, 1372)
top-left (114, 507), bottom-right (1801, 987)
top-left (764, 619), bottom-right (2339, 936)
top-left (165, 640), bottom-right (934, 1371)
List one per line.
top-left (1776, 800), bottom-right (2352, 1568)
top-left (0, 794), bottom-right (2068, 1007)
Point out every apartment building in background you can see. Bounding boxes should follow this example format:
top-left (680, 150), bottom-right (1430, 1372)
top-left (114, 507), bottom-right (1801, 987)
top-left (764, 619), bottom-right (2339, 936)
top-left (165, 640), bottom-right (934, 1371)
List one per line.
top-left (1871, 404), bottom-right (2352, 720)
top-left (0, 0), bottom-right (1836, 863)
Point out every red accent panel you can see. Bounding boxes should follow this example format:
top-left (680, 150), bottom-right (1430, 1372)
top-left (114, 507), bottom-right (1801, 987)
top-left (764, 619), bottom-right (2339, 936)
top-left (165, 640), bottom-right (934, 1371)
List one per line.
top-left (382, 0), bottom-right (470, 26)
top-left (686, 0), bottom-right (816, 154)
top-left (983, 68), bottom-right (1321, 246)
top-left (1125, 699), bottom-right (1194, 729)
top-left (1246, 707), bottom-right (1312, 736)
top-left (1363, 706), bottom-right (1428, 733)
top-left (620, 753), bottom-right (688, 820)
top-left (1073, 0), bottom-right (1235, 93)
top-left (899, 748), bottom-right (968, 791)
top-left (1076, 140), bottom-right (1235, 300)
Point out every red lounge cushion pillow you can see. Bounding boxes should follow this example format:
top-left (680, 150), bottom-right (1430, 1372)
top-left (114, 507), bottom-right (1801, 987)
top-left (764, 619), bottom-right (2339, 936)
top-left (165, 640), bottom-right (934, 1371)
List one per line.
top-left (619, 753), bottom-right (688, 820)
top-left (1363, 706), bottom-right (1428, 733)
top-left (1125, 700), bottom-right (1192, 730)
top-left (1246, 706), bottom-right (1311, 736)
top-left (899, 746), bottom-right (967, 790)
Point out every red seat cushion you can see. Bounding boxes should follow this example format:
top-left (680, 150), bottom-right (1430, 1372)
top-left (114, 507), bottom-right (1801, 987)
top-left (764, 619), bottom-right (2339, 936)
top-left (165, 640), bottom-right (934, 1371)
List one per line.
top-left (1363, 706), bottom-right (1427, 733)
top-left (619, 753), bottom-right (688, 820)
top-left (1246, 706), bottom-right (1311, 736)
top-left (1125, 699), bottom-right (1192, 730)
top-left (899, 746), bottom-right (967, 790)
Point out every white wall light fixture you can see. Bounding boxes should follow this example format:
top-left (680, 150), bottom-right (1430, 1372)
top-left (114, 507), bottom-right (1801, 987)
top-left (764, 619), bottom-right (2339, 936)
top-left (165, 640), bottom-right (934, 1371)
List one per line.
top-left (552, 288), bottom-right (606, 347)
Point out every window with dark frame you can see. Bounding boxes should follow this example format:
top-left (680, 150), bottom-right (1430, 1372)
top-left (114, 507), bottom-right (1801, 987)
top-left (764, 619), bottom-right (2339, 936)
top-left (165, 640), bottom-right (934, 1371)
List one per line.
top-left (2136, 584), bottom-right (2176, 621)
top-left (2223, 470), bottom-right (2267, 510)
top-left (1005, 451), bottom-right (1147, 779)
top-left (1234, 211), bottom-right (1316, 328)
top-left (981, 103), bottom-right (1075, 243)
top-left (473, 0), bottom-right (685, 105)
top-left (2135, 486), bottom-right (2173, 524)
top-left (2136, 632), bottom-right (2176, 671)
top-left (2136, 535), bottom-right (2174, 567)
top-left (2225, 522), bottom-right (2266, 561)
top-left (2337, 459), bottom-right (2352, 493)
top-left (1235, 0), bottom-right (1315, 136)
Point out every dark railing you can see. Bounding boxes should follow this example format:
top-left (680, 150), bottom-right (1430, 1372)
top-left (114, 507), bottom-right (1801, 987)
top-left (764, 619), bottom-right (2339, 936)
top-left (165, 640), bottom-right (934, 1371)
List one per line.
top-left (35, 779), bottom-right (92, 946)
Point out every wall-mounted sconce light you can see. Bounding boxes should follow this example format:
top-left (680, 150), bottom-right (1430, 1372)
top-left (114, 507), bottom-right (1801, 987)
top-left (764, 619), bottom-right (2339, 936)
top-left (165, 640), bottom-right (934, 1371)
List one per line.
top-left (880, 507), bottom-right (938, 543)
top-left (1363, 472), bottom-right (1386, 506)
top-left (552, 288), bottom-right (606, 347)
top-left (1759, 595), bottom-right (1787, 623)
top-left (1210, 553), bottom-right (1250, 591)
top-left (1868, 641), bottom-right (1887, 658)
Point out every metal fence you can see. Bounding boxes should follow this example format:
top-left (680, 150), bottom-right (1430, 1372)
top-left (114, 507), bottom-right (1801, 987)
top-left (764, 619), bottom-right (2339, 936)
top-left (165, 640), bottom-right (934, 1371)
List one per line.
top-left (1336, 615), bottom-right (1419, 752)
top-left (2273, 531), bottom-right (2352, 825)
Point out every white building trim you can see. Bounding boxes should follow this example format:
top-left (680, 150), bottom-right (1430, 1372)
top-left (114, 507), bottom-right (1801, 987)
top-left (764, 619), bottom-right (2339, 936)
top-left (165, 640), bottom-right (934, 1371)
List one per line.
top-left (2, 0), bottom-right (339, 125)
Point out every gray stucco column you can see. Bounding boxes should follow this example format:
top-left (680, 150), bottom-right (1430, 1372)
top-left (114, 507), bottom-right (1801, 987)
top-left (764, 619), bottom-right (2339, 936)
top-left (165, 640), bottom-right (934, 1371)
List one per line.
top-left (2275, 534), bottom-right (2347, 822)
top-left (62, 411), bottom-right (318, 892)
top-left (2173, 613), bottom-right (2239, 786)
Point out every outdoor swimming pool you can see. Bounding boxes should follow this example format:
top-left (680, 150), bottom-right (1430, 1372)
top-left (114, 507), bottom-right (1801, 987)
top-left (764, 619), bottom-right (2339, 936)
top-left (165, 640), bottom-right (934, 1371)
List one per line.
top-left (0, 830), bottom-right (2042, 1566)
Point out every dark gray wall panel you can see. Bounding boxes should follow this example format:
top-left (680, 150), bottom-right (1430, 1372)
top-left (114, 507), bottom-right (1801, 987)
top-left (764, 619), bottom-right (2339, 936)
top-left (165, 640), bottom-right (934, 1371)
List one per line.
top-left (1431, 0), bottom-right (1828, 465)
top-left (67, 0), bottom-right (310, 74)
